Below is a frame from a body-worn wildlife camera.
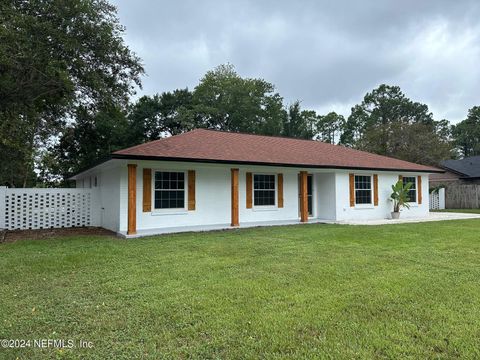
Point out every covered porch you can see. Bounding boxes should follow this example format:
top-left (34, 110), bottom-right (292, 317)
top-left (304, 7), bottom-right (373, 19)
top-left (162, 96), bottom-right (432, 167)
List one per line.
top-left (124, 164), bottom-right (338, 237)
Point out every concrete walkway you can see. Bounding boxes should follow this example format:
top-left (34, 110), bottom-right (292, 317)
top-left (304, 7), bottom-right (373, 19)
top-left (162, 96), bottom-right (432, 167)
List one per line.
top-left (332, 212), bottom-right (480, 226)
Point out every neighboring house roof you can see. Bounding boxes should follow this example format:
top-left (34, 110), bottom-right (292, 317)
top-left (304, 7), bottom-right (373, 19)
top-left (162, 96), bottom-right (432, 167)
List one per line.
top-left (429, 169), bottom-right (461, 182)
top-left (440, 156), bottom-right (480, 178)
top-left (112, 129), bottom-right (441, 173)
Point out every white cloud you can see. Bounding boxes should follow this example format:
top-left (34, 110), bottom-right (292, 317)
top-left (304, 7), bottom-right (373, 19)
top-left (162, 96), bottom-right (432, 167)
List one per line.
top-left (113, 0), bottom-right (480, 123)
top-left (392, 19), bottom-right (480, 121)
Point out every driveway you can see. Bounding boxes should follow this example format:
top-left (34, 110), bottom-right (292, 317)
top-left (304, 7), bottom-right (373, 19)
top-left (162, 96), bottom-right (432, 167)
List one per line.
top-left (334, 211), bottom-right (480, 225)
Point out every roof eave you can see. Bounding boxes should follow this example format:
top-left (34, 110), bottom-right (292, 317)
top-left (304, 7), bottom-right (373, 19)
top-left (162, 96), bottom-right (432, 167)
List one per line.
top-left (438, 165), bottom-right (470, 177)
top-left (459, 176), bottom-right (480, 180)
top-left (68, 158), bottom-right (117, 180)
top-left (111, 154), bottom-right (444, 173)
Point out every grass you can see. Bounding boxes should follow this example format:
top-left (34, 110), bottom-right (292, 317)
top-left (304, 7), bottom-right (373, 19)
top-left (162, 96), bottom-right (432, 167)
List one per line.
top-left (432, 208), bottom-right (480, 214)
top-left (1, 221), bottom-right (480, 359)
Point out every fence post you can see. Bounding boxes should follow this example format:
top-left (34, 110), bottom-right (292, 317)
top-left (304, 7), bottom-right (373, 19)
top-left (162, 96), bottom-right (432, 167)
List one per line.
top-left (0, 186), bottom-right (6, 229)
top-left (438, 188), bottom-right (445, 210)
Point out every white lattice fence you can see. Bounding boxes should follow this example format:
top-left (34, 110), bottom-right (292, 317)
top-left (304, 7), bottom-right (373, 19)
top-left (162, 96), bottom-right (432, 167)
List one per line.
top-left (429, 188), bottom-right (445, 210)
top-left (0, 187), bottom-right (94, 230)
top-left (430, 192), bottom-right (439, 210)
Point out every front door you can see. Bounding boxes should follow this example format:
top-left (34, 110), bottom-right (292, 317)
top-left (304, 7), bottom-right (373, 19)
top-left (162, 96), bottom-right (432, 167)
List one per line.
top-left (299, 174), bottom-right (313, 217)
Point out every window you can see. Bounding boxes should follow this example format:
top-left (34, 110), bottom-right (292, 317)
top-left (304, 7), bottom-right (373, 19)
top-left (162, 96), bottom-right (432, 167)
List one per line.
top-left (354, 175), bottom-right (372, 204)
top-left (154, 171), bottom-right (185, 209)
top-left (254, 174), bottom-right (276, 206)
top-left (402, 176), bottom-right (417, 202)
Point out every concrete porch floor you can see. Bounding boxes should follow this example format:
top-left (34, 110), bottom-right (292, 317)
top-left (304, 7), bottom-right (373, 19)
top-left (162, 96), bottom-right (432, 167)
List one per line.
top-left (121, 212), bottom-right (480, 238)
top-left (122, 218), bottom-right (328, 238)
top-left (331, 211), bottom-right (480, 226)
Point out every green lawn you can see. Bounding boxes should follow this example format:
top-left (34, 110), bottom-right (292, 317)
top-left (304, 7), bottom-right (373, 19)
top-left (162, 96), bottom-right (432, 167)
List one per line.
top-left (1, 221), bottom-right (480, 359)
top-left (432, 208), bottom-right (480, 214)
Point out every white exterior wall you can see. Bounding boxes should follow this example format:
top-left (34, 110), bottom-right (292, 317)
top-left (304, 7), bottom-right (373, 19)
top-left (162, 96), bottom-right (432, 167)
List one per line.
top-left (119, 168), bottom-right (128, 232)
top-left (97, 167), bottom-right (121, 232)
top-left (239, 168), bottom-right (300, 223)
top-left (122, 163), bottom-right (231, 232)
top-left (118, 161), bottom-right (308, 234)
top-left (335, 171), bottom-right (430, 221)
top-left (76, 159), bottom-right (432, 234)
top-left (316, 173), bottom-right (336, 220)
top-left (75, 164), bottom-right (121, 232)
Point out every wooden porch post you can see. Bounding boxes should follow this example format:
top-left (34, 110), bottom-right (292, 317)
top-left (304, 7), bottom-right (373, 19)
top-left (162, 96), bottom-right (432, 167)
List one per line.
top-left (231, 168), bottom-right (239, 226)
top-left (299, 171), bottom-right (308, 223)
top-left (127, 164), bottom-right (137, 235)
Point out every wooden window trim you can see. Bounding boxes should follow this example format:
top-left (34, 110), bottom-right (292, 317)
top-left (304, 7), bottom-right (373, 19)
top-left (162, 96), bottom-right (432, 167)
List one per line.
top-left (417, 175), bottom-right (422, 204)
top-left (349, 173), bottom-right (355, 207)
top-left (188, 170), bottom-right (196, 211)
top-left (142, 168), bottom-right (152, 212)
top-left (231, 168), bottom-right (239, 226)
top-left (277, 173), bottom-right (284, 208)
top-left (246, 172), bottom-right (253, 209)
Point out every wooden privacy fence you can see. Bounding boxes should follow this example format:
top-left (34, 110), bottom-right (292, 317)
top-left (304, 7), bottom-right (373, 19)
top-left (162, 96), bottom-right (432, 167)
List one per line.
top-left (0, 186), bottom-right (99, 230)
top-left (445, 184), bottom-right (480, 209)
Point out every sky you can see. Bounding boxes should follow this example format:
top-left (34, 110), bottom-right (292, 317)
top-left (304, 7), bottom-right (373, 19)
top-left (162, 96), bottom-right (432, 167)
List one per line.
top-left (112, 0), bottom-right (480, 124)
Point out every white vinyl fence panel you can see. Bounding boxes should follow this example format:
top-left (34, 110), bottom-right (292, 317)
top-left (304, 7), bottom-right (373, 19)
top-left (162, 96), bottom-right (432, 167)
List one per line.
top-left (0, 187), bottom-right (99, 230)
top-left (429, 188), bottom-right (445, 210)
top-left (430, 192), bottom-right (439, 210)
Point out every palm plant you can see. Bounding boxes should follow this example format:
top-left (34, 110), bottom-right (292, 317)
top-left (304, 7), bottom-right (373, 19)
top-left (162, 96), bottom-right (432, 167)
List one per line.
top-left (390, 180), bottom-right (413, 213)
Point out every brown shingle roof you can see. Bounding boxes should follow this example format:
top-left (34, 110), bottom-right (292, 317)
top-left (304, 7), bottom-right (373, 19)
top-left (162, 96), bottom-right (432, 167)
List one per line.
top-left (112, 129), bottom-right (441, 173)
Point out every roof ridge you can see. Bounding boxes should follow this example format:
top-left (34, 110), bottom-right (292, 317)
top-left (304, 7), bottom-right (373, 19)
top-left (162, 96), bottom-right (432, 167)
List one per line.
top-left (197, 128), bottom-right (333, 144)
top-left (201, 128), bottom-right (435, 168)
top-left (113, 127), bottom-right (345, 155)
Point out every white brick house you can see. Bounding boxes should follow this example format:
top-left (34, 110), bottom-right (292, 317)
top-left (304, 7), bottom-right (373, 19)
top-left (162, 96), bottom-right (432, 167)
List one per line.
top-left (70, 129), bottom-right (441, 237)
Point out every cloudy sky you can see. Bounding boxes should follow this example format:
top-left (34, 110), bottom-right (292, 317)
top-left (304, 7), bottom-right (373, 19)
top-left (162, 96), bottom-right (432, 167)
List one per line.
top-left (112, 0), bottom-right (480, 123)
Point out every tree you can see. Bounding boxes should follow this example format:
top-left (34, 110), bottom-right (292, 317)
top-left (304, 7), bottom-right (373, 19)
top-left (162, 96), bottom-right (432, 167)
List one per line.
top-left (301, 109), bottom-right (318, 139)
top-left (127, 95), bottom-right (164, 143)
top-left (341, 85), bottom-right (434, 147)
top-left (452, 106), bottom-right (480, 157)
top-left (0, 0), bottom-right (143, 187)
top-left (191, 64), bottom-right (285, 135)
top-left (47, 89), bottom-right (194, 183)
top-left (127, 89), bottom-right (194, 144)
top-left (42, 105), bottom-right (131, 185)
top-left (384, 120), bottom-right (453, 165)
top-left (282, 101), bottom-right (315, 139)
top-left (340, 84), bottom-right (452, 165)
top-left (316, 112), bottom-right (345, 143)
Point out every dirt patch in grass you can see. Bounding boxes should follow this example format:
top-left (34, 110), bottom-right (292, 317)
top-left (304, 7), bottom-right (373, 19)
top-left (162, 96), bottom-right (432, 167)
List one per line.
top-left (2, 226), bottom-right (117, 243)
